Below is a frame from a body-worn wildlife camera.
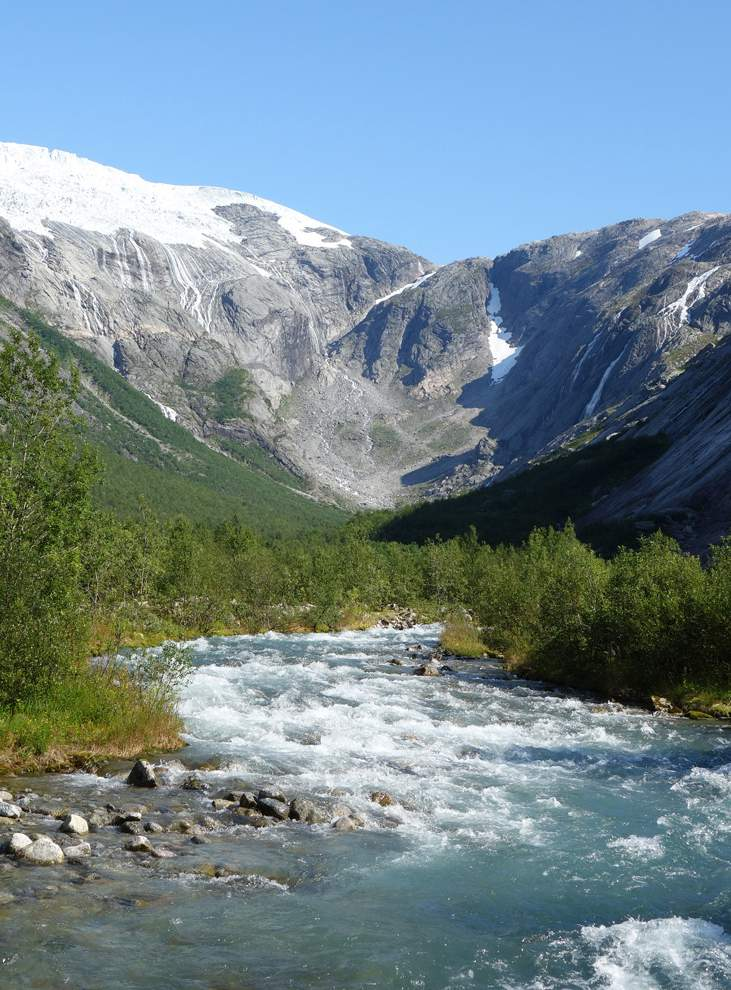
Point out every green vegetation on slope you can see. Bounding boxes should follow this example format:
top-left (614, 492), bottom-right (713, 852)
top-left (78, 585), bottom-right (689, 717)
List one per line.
top-left (1, 323), bottom-right (729, 776)
top-left (0, 298), bottom-right (346, 534)
top-left (0, 330), bottom-right (184, 770)
top-left (376, 435), bottom-right (670, 550)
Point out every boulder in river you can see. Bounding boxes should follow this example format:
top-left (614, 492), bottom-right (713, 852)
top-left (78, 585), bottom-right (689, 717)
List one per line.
top-left (59, 814), bottom-right (89, 836)
top-left (182, 775), bottom-right (208, 792)
top-left (239, 791), bottom-right (258, 809)
top-left (7, 832), bottom-right (32, 855)
top-left (413, 662), bottom-right (441, 677)
top-left (87, 808), bottom-right (113, 831)
top-left (19, 836), bottom-right (65, 865)
top-left (64, 842), bottom-right (91, 862)
top-left (257, 797), bottom-right (291, 820)
top-left (289, 798), bottom-right (328, 824)
top-left (332, 816), bottom-right (359, 832)
top-left (0, 800), bottom-right (22, 820)
top-left (126, 760), bottom-right (157, 788)
top-left (258, 786), bottom-right (287, 803)
top-left (0, 790), bottom-right (14, 803)
top-left (124, 836), bottom-right (153, 854)
top-left (370, 791), bottom-right (394, 807)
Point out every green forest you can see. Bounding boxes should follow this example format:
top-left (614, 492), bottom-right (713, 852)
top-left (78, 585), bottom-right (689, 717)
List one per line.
top-left (1, 326), bottom-right (729, 771)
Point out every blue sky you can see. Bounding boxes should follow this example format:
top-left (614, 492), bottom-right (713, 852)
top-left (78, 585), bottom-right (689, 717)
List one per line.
top-left (3, 0), bottom-right (730, 263)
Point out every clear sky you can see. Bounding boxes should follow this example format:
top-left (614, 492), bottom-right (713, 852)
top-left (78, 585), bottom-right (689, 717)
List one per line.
top-left (3, 0), bottom-right (730, 263)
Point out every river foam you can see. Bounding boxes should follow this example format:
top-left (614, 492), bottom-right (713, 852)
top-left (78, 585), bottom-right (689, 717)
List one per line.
top-left (2, 625), bottom-right (729, 989)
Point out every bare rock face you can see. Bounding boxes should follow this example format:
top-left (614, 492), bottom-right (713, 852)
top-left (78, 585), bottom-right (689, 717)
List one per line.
top-left (2, 144), bottom-right (731, 541)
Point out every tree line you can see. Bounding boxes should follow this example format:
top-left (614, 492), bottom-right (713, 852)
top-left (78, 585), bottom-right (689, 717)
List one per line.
top-left (1, 331), bottom-right (729, 726)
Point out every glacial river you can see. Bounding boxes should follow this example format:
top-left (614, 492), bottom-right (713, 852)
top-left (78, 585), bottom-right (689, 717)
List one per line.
top-left (1, 625), bottom-right (730, 989)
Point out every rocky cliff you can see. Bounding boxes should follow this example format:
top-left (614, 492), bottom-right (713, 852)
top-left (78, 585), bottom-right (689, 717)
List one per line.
top-left (1, 142), bottom-right (731, 541)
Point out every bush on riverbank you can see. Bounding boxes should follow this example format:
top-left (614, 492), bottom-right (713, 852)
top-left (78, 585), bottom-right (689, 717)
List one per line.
top-left (0, 665), bottom-right (183, 772)
top-left (440, 614), bottom-right (485, 658)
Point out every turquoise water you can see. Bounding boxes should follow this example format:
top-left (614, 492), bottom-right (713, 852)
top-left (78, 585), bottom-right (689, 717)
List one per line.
top-left (1, 624), bottom-right (730, 988)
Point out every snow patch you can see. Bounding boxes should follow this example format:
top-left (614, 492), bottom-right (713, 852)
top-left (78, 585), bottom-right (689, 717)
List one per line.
top-left (0, 142), bottom-right (351, 250)
top-left (367, 269), bottom-right (438, 309)
top-left (661, 266), bottom-right (721, 327)
top-left (583, 343), bottom-right (628, 417)
top-left (574, 248), bottom-right (583, 258)
top-left (638, 228), bottom-right (662, 250)
top-left (487, 285), bottom-right (522, 382)
top-left (144, 393), bottom-right (178, 422)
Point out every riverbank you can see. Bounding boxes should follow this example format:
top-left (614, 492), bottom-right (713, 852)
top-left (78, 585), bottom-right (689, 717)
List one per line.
top-left (1, 605), bottom-right (429, 775)
top-left (439, 616), bottom-right (731, 720)
top-left (0, 667), bottom-right (184, 776)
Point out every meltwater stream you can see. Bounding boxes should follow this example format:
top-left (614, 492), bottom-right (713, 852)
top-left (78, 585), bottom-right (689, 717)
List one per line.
top-left (2, 624), bottom-right (731, 989)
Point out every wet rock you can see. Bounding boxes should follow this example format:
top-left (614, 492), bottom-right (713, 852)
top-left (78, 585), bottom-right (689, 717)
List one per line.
top-left (258, 786), bottom-right (287, 804)
top-left (211, 799), bottom-right (235, 811)
top-left (120, 821), bottom-right (144, 835)
top-left (150, 847), bottom-right (176, 859)
top-left (169, 819), bottom-right (197, 834)
top-left (382, 816), bottom-right (402, 829)
top-left (88, 808), bottom-right (113, 831)
top-left (257, 798), bottom-right (290, 820)
top-left (64, 842), bottom-right (91, 862)
top-left (124, 836), bottom-right (153, 854)
top-left (60, 814), bottom-right (89, 836)
top-left (289, 798), bottom-right (327, 824)
top-left (0, 801), bottom-right (22, 820)
top-left (19, 836), bottom-right (65, 865)
top-left (0, 790), bottom-right (14, 803)
top-left (112, 811), bottom-right (143, 825)
top-left (126, 761), bottom-right (157, 788)
top-left (182, 775), bottom-right (208, 792)
top-left (144, 822), bottom-right (164, 834)
top-left (191, 757), bottom-right (223, 772)
top-left (198, 816), bottom-right (219, 831)
top-left (7, 832), bottom-right (32, 855)
top-left (190, 835), bottom-right (208, 845)
top-left (332, 816), bottom-right (359, 832)
top-left (687, 709), bottom-right (714, 720)
top-left (370, 791), bottom-right (394, 807)
top-left (232, 813), bottom-right (271, 828)
top-left (238, 791), bottom-right (258, 810)
top-left (413, 662), bottom-right (441, 677)
top-left (388, 658), bottom-right (404, 665)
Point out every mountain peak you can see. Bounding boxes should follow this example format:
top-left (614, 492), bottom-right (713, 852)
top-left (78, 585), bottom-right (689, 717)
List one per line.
top-left (0, 141), bottom-right (351, 249)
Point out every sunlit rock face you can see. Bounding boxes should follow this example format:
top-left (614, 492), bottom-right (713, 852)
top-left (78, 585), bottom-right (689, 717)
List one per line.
top-left (1, 142), bottom-right (731, 523)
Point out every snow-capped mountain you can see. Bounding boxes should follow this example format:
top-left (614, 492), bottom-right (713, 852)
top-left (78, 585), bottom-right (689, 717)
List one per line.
top-left (1, 142), bottom-right (731, 544)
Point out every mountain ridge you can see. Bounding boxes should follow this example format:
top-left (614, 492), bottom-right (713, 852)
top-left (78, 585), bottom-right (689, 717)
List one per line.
top-left (1, 142), bottom-right (731, 546)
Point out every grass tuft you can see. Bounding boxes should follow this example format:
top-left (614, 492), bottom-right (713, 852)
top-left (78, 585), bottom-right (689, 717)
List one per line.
top-left (440, 614), bottom-right (485, 657)
top-left (0, 664), bottom-right (183, 773)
